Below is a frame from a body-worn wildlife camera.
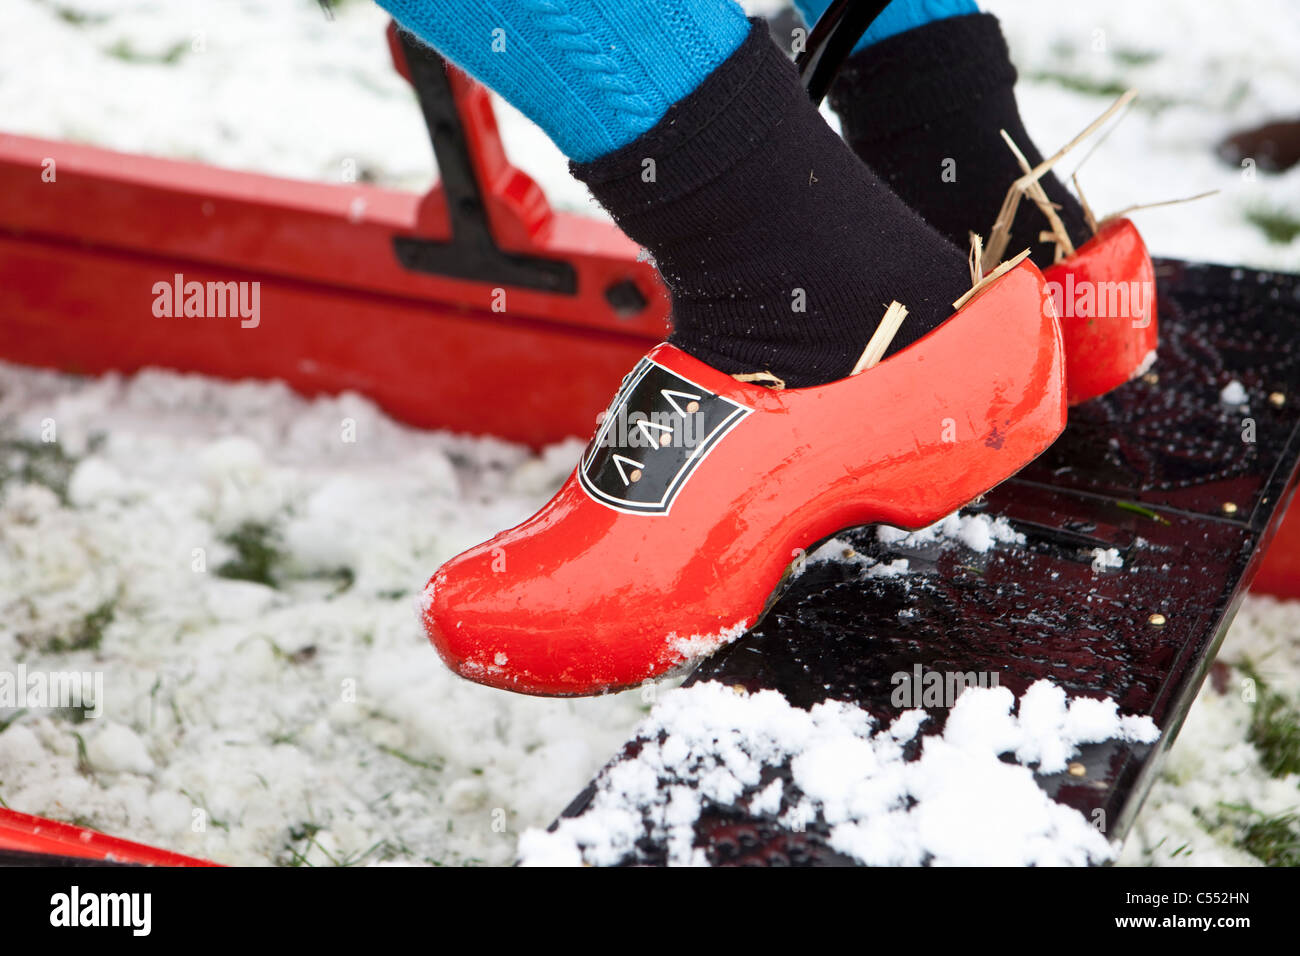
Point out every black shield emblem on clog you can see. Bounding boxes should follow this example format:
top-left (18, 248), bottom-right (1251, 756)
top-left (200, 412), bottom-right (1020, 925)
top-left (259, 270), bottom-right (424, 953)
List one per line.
top-left (579, 358), bottom-right (751, 515)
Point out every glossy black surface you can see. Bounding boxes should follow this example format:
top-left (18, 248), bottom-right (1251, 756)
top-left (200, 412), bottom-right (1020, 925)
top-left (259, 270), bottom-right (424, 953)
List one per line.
top-left (557, 261), bottom-right (1300, 866)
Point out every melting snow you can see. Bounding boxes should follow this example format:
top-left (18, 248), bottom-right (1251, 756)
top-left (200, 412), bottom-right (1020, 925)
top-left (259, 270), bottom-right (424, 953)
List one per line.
top-left (1090, 547), bottom-right (1125, 571)
top-left (1220, 380), bottom-right (1250, 406)
top-left (1132, 350), bottom-right (1159, 379)
top-left (877, 512), bottom-right (1026, 553)
top-left (668, 621), bottom-right (750, 662)
top-left (0, 363), bottom-right (641, 866)
top-left (520, 680), bottom-right (1159, 867)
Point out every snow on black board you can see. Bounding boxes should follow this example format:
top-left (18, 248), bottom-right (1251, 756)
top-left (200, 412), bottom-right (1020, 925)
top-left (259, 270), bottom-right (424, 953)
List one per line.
top-left (547, 260), bottom-right (1300, 866)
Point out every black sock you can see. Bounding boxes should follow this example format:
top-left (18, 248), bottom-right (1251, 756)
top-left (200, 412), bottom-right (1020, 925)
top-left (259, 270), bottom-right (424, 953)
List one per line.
top-left (570, 20), bottom-right (967, 389)
top-left (827, 13), bottom-right (1090, 270)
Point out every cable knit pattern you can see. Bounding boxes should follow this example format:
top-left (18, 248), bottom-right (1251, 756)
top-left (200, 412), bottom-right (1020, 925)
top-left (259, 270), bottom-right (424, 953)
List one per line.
top-left (515, 1), bottom-right (657, 121)
top-left (376, 0), bottom-right (750, 161)
top-left (792, 0), bottom-right (979, 51)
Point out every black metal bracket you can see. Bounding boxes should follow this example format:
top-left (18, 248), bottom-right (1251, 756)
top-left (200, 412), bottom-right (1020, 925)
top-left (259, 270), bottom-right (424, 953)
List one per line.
top-left (795, 0), bottom-right (892, 106)
top-left (390, 30), bottom-right (577, 295)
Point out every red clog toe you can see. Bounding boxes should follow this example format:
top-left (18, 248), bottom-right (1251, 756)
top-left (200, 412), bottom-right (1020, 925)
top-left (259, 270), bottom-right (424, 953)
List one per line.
top-left (1043, 217), bottom-right (1158, 405)
top-left (421, 260), bottom-right (1067, 696)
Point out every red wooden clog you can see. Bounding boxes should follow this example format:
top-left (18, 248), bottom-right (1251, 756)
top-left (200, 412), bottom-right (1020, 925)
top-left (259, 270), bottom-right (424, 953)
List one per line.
top-left (421, 261), bottom-right (1067, 696)
top-left (1043, 218), bottom-right (1158, 405)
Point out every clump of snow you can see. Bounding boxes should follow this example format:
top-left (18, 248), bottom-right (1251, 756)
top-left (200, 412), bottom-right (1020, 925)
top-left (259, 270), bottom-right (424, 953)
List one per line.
top-left (1006, 681), bottom-right (1157, 773)
top-left (1220, 380), bottom-right (1250, 406)
top-left (415, 578), bottom-right (438, 618)
top-left (1131, 350), bottom-right (1159, 380)
top-left (806, 536), bottom-right (866, 568)
top-left (748, 777), bottom-right (784, 816)
top-left (877, 512), bottom-right (1026, 554)
top-left (1090, 547), bottom-right (1124, 571)
top-left (516, 826), bottom-right (586, 867)
top-left (520, 679), bottom-right (1158, 867)
top-left (86, 723), bottom-right (155, 775)
top-left (803, 536), bottom-right (910, 578)
top-left (869, 558), bottom-right (911, 578)
top-left (668, 621), bottom-right (750, 663)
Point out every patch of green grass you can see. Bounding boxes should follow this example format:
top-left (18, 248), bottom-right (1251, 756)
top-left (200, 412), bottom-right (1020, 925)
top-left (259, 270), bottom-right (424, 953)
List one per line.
top-left (378, 744), bottom-right (445, 774)
top-left (1245, 208), bottom-right (1300, 246)
top-left (1218, 803), bottom-right (1300, 866)
top-left (1222, 79), bottom-right (1253, 112)
top-left (1025, 72), bottom-right (1175, 113)
top-left (311, 566), bottom-right (355, 596)
top-left (104, 39), bottom-right (189, 66)
top-left (1116, 500), bottom-right (1172, 525)
top-left (1048, 39), bottom-right (1077, 62)
top-left (426, 855), bottom-right (487, 867)
top-left (50, 704), bottom-right (93, 725)
top-left (54, 7), bottom-right (104, 26)
top-left (20, 597), bottom-right (118, 655)
top-left (1113, 48), bottom-right (1161, 67)
top-left (216, 522), bottom-right (282, 587)
top-left (1027, 71), bottom-right (1131, 99)
top-left (282, 828), bottom-right (396, 867)
top-left (215, 521), bottom-right (355, 595)
top-left (45, 599), bottom-right (115, 654)
top-left (1238, 661), bottom-right (1300, 778)
top-left (279, 801), bottom-right (397, 867)
top-left (33, 0), bottom-right (109, 27)
top-left (333, 840), bottom-right (396, 867)
top-left (72, 731), bottom-right (96, 781)
top-left (280, 820), bottom-right (325, 867)
top-left (315, 0), bottom-right (366, 15)
top-left (179, 790), bottom-right (230, 833)
top-left (1238, 811), bottom-right (1300, 866)
top-left (0, 437), bottom-right (80, 504)
top-left (245, 636), bottom-right (319, 667)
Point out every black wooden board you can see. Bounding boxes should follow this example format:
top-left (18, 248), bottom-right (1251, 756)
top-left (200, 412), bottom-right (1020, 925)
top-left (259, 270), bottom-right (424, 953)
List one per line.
top-left (554, 259), bottom-right (1300, 866)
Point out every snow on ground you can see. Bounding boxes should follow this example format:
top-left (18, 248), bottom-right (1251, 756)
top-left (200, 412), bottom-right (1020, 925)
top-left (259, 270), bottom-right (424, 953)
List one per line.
top-left (1120, 598), bottom-right (1300, 867)
top-left (522, 680), bottom-right (1158, 867)
top-left (987, 0), bottom-right (1300, 273)
top-left (878, 511), bottom-right (1026, 554)
top-left (1, 0), bottom-right (1298, 865)
top-left (0, 366), bottom-right (649, 865)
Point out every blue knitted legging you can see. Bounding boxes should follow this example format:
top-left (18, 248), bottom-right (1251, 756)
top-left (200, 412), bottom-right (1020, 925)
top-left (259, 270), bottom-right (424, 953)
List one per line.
top-left (377, 0), bottom-right (750, 162)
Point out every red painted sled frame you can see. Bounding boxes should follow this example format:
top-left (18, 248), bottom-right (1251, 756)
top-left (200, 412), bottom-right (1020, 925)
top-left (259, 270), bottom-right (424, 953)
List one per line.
top-left (0, 808), bottom-right (216, 866)
top-left (0, 19), bottom-right (1297, 866)
top-left (0, 25), bottom-right (666, 448)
